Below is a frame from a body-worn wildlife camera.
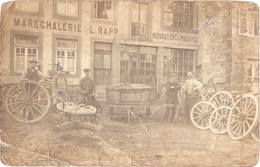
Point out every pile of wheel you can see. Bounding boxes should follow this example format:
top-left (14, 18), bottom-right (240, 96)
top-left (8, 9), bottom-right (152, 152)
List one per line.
top-left (190, 91), bottom-right (259, 141)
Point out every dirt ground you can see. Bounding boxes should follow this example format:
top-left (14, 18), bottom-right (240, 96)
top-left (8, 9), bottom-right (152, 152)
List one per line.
top-left (0, 102), bottom-right (259, 167)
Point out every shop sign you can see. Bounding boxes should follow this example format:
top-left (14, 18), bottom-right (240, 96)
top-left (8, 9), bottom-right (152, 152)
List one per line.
top-left (14, 17), bottom-right (81, 32)
top-left (90, 25), bottom-right (118, 36)
top-left (153, 32), bottom-right (198, 43)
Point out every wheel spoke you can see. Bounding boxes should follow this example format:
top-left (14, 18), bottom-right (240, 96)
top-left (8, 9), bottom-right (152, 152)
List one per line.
top-left (31, 104), bottom-right (43, 115)
top-left (32, 98), bottom-right (48, 102)
top-left (29, 106), bottom-right (36, 120)
top-left (245, 104), bottom-right (256, 115)
top-left (230, 120), bottom-right (240, 130)
top-left (17, 105), bottom-right (26, 120)
top-left (31, 90), bottom-right (46, 99)
top-left (233, 122), bottom-right (241, 136)
top-left (6, 101), bottom-right (23, 106)
top-left (9, 103), bottom-right (24, 114)
top-left (33, 103), bottom-right (47, 109)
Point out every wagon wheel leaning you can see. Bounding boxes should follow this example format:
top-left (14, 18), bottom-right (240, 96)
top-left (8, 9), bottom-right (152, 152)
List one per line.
top-left (4, 80), bottom-right (51, 123)
top-left (209, 91), bottom-right (234, 108)
top-left (227, 94), bottom-right (258, 140)
top-left (209, 106), bottom-right (232, 134)
top-left (190, 101), bottom-right (216, 129)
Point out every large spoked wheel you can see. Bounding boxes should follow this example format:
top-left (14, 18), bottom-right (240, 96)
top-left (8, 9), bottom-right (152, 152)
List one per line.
top-left (209, 91), bottom-right (234, 108)
top-left (4, 80), bottom-right (51, 123)
top-left (227, 94), bottom-right (258, 140)
top-left (209, 106), bottom-right (231, 134)
top-left (190, 101), bottom-right (216, 129)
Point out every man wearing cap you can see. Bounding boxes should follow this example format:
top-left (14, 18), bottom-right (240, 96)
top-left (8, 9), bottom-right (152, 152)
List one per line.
top-left (77, 68), bottom-right (102, 118)
top-left (52, 66), bottom-right (68, 103)
top-left (20, 59), bottom-right (44, 81)
top-left (163, 73), bottom-right (181, 123)
top-left (183, 72), bottom-right (203, 122)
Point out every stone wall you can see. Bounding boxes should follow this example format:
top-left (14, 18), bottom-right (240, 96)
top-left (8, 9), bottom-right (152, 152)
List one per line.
top-left (198, 2), bottom-right (232, 84)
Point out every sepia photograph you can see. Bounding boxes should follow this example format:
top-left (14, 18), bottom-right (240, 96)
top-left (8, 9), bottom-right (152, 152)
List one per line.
top-left (0, 0), bottom-right (259, 166)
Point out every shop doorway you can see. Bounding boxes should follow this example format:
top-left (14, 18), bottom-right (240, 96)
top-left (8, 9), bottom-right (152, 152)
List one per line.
top-left (94, 42), bottom-right (112, 85)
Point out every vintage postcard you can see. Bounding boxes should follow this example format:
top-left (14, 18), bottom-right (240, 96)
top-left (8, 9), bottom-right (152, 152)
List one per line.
top-left (0, 0), bottom-right (259, 166)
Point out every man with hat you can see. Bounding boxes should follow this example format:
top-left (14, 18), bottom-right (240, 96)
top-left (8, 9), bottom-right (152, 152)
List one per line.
top-left (163, 73), bottom-right (181, 123)
top-left (20, 59), bottom-right (44, 81)
top-left (77, 68), bottom-right (103, 118)
top-left (183, 72), bottom-right (203, 122)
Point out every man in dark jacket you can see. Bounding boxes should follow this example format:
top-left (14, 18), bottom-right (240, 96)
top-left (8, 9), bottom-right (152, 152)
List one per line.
top-left (77, 68), bottom-right (102, 118)
top-left (164, 73), bottom-right (181, 123)
top-left (20, 60), bottom-right (44, 81)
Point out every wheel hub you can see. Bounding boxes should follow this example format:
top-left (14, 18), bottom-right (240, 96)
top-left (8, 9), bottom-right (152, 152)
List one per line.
top-left (238, 113), bottom-right (246, 121)
top-left (23, 98), bottom-right (32, 105)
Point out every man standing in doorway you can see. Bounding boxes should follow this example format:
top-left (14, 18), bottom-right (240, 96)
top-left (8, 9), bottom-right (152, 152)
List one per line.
top-left (183, 72), bottom-right (203, 122)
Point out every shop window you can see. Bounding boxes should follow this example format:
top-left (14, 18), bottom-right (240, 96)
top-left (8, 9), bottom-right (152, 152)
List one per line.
top-left (14, 1), bottom-right (40, 13)
top-left (162, 48), bottom-right (194, 79)
top-left (120, 46), bottom-right (156, 84)
top-left (94, 1), bottom-right (114, 21)
top-left (239, 7), bottom-right (259, 36)
top-left (132, 2), bottom-right (148, 36)
top-left (14, 35), bottom-right (39, 73)
top-left (56, 39), bottom-right (77, 74)
top-left (163, 1), bottom-right (195, 30)
top-left (247, 59), bottom-right (259, 82)
top-left (94, 42), bottom-right (112, 85)
top-left (56, 1), bottom-right (78, 17)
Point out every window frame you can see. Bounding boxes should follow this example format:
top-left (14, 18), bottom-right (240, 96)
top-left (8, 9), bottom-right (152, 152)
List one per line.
top-left (91, 1), bottom-right (118, 25)
top-left (130, 1), bottom-right (150, 38)
top-left (161, 1), bottom-right (197, 33)
top-left (239, 7), bottom-right (259, 37)
top-left (53, 1), bottom-right (82, 21)
top-left (10, 31), bottom-right (43, 76)
top-left (247, 59), bottom-right (259, 82)
top-left (161, 48), bottom-right (196, 80)
top-left (53, 35), bottom-right (81, 78)
top-left (11, 1), bottom-right (43, 16)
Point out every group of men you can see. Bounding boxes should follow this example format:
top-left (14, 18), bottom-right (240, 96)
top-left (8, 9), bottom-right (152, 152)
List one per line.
top-left (21, 59), bottom-right (202, 124)
top-left (163, 72), bottom-right (203, 123)
top-left (20, 59), bottom-right (100, 116)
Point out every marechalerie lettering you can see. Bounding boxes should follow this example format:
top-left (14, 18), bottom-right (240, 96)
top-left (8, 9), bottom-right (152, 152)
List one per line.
top-left (153, 32), bottom-right (198, 43)
top-left (14, 18), bottom-right (81, 33)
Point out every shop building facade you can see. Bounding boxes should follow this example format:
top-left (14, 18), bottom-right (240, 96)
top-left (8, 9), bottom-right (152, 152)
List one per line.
top-left (0, 1), bottom-right (259, 98)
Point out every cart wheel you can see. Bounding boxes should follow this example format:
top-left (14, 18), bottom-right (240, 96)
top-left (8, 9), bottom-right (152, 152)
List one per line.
top-left (190, 101), bottom-right (216, 129)
top-left (209, 91), bottom-right (234, 108)
top-left (209, 106), bottom-right (231, 134)
top-left (251, 121), bottom-right (259, 142)
top-left (228, 94), bottom-right (258, 140)
top-left (205, 91), bottom-right (216, 101)
top-left (4, 80), bottom-right (51, 123)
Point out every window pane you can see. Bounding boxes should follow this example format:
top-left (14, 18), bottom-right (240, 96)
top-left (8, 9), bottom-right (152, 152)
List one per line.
top-left (94, 54), bottom-right (102, 68)
top-left (57, 1), bottom-right (77, 17)
top-left (104, 55), bottom-right (111, 68)
top-left (95, 1), bottom-right (113, 20)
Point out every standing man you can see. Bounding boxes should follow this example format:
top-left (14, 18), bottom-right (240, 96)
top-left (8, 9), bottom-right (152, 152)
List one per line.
top-left (52, 66), bottom-right (68, 103)
top-left (77, 68), bottom-right (102, 117)
top-left (183, 72), bottom-right (203, 122)
top-left (20, 60), bottom-right (44, 81)
top-left (163, 73), bottom-right (181, 123)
